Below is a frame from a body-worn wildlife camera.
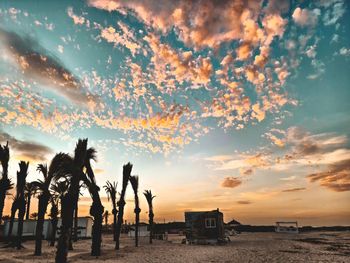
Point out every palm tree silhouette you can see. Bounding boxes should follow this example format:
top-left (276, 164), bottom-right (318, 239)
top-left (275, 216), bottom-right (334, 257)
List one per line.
top-left (103, 210), bottom-right (109, 227)
top-left (24, 182), bottom-right (37, 220)
top-left (8, 161), bottom-right (29, 249)
top-left (115, 163), bottom-right (132, 250)
top-left (103, 181), bottom-right (118, 241)
top-left (33, 157), bottom-right (66, 256)
top-left (143, 190), bottom-right (156, 244)
top-left (50, 180), bottom-right (69, 247)
top-left (129, 175), bottom-right (141, 247)
top-left (81, 147), bottom-right (104, 256)
top-left (0, 142), bottom-right (12, 225)
top-left (55, 139), bottom-right (87, 263)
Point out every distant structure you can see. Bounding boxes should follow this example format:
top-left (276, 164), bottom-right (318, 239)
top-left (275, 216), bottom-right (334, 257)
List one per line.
top-left (128, 223), bottom-right (150, 237)
top-left (185, 209), bottom-right (225, 244)
top-left (2, 217), bottom-right (93, 240)
top-left (275, 221), bottom-right (299, 234)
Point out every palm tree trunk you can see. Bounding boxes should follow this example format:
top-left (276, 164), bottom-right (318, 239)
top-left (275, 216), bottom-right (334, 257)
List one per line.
top-left (16, 199), bottom-right (26, 249)
top-left (115, 199), bottom-right (126, 250)
top-left (149, 211), bottom-right (154, 244)
top-left (8, 203), bottom-right (17, 238)
top-left (50, 217), bottom-right (58, 246)
top-left (55, 190), bottom-right (78, 263)
top-left (73, 205), bottom-right (78, 242)
top-left (0, 181), bottom-right (8, 224)
top-left (135, 207), bottom-right (140, 247)
top-left (25, 195), bottom-right (31, 220)
top-left (112, 206), bottom-right (117, 241)
top-left (34, 194), bottom-right (49, 255)
top-left (90, 200), bottom-right (104, 256)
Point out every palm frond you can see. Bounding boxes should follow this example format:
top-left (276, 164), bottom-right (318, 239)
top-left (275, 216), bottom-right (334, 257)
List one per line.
top-left (129, 175), bottom-right (139, 193)
top-left (49, 153), bottom-right (74, 181)
top-left (104, 181), bottom-right (117, 201)
top-left (143, 190), bottom-right (155, 207)
top-left (73, 138), bottom-right (88, 167)
top-left (122, 162), bottom-right (132, 190)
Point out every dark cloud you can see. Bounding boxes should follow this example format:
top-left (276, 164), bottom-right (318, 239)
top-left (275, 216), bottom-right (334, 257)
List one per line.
top-left (221, 177), bottom-right (242, 188)
top-left (0, 131), bottom-right (53, 161)
top-left (236, 200), bottom-right (252, 205)
top-left (0, 28), bottom-right (96, 105)
top-left (307, 159), bottom-right (350, 192)
top-left (281, 187), bottom-right (306, 193)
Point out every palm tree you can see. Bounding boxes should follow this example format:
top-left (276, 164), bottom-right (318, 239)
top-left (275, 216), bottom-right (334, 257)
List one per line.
top-left (104, 181), bottom-right (118, 241)
top-left (144, 190), bottom-right (156, 244)
top-left (33, 158), bottom-right (66, 256)
top-left (30, 212), bottom-right (38, 220)
top-left (103, 210), bottom-right (109, 227)
top-left (0, 142), bottom-right (12, 224)
top-left (48, 195), bottom-right (59, 247)
top-left (24, 182), bottom-right (37, 220)
top-left (50, 180), bottom-right (69, 247)
top-left (81, 147), bottom-right (104, 256)
top-left (115, 163), bottom-right (132, 250)
top-left (7, 161), bottom-right (29, 249)
top-left (129, 175), bottom-right (140, 247)
top-left (55, 139), bottom-right (87, 263)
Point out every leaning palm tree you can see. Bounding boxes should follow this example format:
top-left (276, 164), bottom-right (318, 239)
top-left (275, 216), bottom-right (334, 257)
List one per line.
top-left (55, 139), bottom-right (88, 263)
top-left (81, 147), bottom-right (104, 256)
top-left (103, 181), bottom-right (118, 241)
top-left (7, 161), bottom-right (29, 249)
top-left (50, 180), bottom-right (69, 247)
top-left (144, 190), bottom-right (156, 244)
top-left (129, 175), bottom-right (140, 247)
top-left (115, 163), bottom-right (132, 250)
top-left (24, 182), bottom-right (37, 220)
top-left (0, 142), bottom-right (12, 224)
top-left (33, 158), bottom-right (67, 256)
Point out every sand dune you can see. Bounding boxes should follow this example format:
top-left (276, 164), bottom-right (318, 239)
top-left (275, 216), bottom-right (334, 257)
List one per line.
top-left (0, 232), bottom-right (349, 262)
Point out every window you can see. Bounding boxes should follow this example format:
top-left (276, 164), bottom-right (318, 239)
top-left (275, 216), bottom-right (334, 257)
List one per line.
top-left (205, 218), bottom-right (216, 228)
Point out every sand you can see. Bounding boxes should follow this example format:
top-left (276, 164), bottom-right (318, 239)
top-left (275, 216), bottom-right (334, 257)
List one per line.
top-left (0, 231), bottom-right (349, 263)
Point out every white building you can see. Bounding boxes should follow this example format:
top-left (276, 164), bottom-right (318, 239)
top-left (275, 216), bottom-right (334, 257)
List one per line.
top-left (128, 223), bottom-right (150, 237)
top-left (3, 217), bottom-right (93, 239)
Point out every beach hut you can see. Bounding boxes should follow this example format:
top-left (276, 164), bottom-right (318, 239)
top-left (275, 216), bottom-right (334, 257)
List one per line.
top-left (128, 222), bottom-right (150, 237)
top-left (185, 209), bottom-right (225, 244)
top-left (275, 221), bottom-right (299, 234)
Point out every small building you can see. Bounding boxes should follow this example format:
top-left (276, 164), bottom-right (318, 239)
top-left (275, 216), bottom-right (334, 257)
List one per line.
top-left (185, 209), bottom-right (225, 244)
top-left (275, 221), bottom-right (299, 234)
top-left (128, 223), bottom-right (150, 237)
top-left (3, 217), bottom-right (93, 239)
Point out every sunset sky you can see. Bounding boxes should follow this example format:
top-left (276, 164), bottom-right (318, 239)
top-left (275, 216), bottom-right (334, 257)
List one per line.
top-left (0, 0), bottom-right (349, 226)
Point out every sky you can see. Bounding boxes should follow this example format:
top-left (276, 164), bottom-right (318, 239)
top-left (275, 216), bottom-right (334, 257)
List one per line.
top-left (0, 0), bottom-right (349, 226)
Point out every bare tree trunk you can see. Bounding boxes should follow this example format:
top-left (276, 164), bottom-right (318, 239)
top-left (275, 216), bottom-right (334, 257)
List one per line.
top-left (34, 195), bottom-right (49, 255)
top-left (149, 211), bottom-right (154, 244)
top-left (0, 189), bottom-right (6, 225)
top-left (73, 205), bottom-right (78, 242)
top-left (112, 208), bottom-right (117, 241)
top-left (55, 192), bottom-right (76, 263)
top-left (135, 207), bottom-right (140, 247)
top-left (90, 201), bottom-right (104, 256)
top-left (16, 200), bottom-right (26, 249)
top-left (25, 195), bottom-right (31, 220)
top-left (8, 203), bottom-right (17, 238)
top-left (115, 199), bottom-right (125, 250)
top-left (50, 218), bottom-right (58, 246)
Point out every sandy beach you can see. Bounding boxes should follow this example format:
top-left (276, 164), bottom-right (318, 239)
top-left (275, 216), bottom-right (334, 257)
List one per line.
top-left (1, 231), bottom-right (349, 263)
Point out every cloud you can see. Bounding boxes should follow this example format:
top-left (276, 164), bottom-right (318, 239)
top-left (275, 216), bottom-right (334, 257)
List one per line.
top-left (0, 131), bottom-right (53, 161)
top-left (307, 159), bottom-right (350, 192)
top-left (0, 28), bottom-right (96, 105)
top-left (221, 177), bottom-right (242, 188)
top-left (236, 200), bottom-right (252, 205)
top-left (292, 7), bottom-right (319, 27)
top-left (281, 187), bottom-right (306, 193)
